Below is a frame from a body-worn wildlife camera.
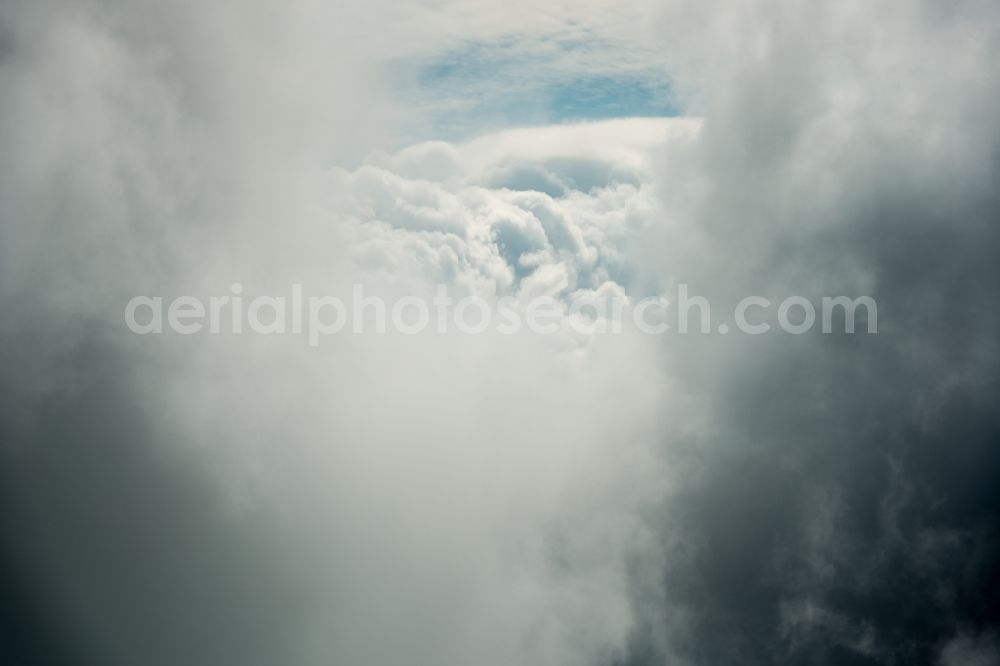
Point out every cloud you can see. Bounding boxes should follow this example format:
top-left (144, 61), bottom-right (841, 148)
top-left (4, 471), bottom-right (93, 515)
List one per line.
top-left (938, 634), bottom-right (999, 666)
top-left (342, 118), bottom-right (698, 302)
top-left (618, 1), bottom-right (1000, 663)
top-left (0, 7), bottom-right (684, 663)
top-left (3, 1), bottom-right (1000, 666)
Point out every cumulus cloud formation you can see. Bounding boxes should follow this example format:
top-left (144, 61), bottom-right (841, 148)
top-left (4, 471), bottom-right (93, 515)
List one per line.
top-left (2, 1), bottom-right (999, 666)
top-left (347, 118), bottom-right (696, 299)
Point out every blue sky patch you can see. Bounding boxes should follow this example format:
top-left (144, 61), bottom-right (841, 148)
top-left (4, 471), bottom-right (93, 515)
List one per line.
top-left (395, 38), bottom-right (677, 141)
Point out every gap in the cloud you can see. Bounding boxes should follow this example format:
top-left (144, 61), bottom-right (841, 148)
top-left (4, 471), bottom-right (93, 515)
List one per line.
top-left (391, 37), bottom-right (678, 144)
top-left (549, 75), bottom-right (675, 122)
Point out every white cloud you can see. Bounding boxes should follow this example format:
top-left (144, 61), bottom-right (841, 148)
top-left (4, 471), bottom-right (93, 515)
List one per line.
top-left (341, 117), bottom-right (699, 305)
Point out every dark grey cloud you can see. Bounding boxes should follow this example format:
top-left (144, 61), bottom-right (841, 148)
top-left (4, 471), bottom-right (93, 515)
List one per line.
top-left (624, 1), bottom-right (1000, 663)
top-left (0, 343), bottom-right (307, 666)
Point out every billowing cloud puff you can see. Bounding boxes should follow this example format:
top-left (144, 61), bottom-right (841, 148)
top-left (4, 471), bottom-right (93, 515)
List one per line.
top-left (342, 118), bottom-right (699, 301)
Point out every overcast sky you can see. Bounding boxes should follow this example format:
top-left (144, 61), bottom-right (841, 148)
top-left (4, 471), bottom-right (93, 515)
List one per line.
top-left (1, 1), bottom-right (999, 665)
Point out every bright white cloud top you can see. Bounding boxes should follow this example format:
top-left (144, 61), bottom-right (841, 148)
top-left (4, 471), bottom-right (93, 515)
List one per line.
top-left (342, 118), bottom-right (699, 303)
